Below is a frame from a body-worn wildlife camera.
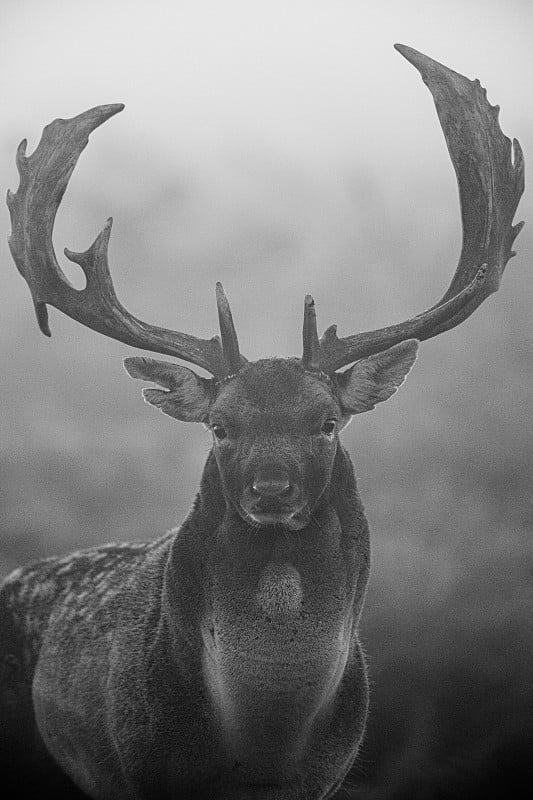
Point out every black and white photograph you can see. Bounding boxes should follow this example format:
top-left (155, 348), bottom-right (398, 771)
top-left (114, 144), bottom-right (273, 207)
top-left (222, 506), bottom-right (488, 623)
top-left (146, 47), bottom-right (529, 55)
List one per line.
top-left (1, 1), bottom-right (531, 798)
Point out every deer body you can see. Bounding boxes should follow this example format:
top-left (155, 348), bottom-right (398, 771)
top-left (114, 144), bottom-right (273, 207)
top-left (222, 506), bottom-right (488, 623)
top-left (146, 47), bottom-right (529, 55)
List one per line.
top-left (2, 362), bottom-right (370, 799)
top-left (1, 44), bottom-right (524, 800)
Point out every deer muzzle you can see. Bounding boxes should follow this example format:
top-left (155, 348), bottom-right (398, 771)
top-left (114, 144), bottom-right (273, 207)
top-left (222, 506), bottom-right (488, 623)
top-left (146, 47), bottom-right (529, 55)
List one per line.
top-left (241, 466), bottom-right (307, 529)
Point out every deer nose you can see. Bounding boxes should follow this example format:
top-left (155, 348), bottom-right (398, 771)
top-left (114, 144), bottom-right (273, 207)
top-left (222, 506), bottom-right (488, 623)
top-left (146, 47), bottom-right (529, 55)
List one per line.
top-left (251, 470), bottom-right (291, 498)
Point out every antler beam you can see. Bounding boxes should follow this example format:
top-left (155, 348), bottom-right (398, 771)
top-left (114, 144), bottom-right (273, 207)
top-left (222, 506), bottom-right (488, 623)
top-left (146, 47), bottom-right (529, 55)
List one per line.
top-left (8, 46), bottom-right (524, 381)
top-left (315, 44), bottom-right (524, 374)
top-left (7, 104), bottom-right (244, 379)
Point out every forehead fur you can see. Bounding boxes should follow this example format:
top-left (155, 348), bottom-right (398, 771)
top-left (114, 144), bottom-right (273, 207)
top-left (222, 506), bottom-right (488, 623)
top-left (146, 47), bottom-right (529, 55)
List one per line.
top-left (213, 359), bottom-right (337, 418)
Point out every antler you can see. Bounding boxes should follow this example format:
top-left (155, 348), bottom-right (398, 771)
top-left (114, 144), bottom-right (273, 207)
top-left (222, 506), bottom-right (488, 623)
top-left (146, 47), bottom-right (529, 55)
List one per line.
top-left (7, 104), bottom-right (244, 379)
top-left (309, 44), bottom-right (524, 374)
top-left (7, 47), bottom-right (524, 382)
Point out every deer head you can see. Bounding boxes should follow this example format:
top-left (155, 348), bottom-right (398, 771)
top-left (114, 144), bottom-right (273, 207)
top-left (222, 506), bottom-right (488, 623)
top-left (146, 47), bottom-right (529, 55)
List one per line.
top-left (7, 44), bottom-right (524, 533)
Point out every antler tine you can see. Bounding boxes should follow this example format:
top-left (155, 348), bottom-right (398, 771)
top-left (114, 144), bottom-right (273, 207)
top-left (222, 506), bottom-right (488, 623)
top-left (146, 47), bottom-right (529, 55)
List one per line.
top-left (318, 44), bottom-right (524, 374)
top-left (216, 282), bottom-right (246, 376)
top-left (7, 104), bottom-right (230, 379)
top-left (301, 295), bottom-right (321, 371)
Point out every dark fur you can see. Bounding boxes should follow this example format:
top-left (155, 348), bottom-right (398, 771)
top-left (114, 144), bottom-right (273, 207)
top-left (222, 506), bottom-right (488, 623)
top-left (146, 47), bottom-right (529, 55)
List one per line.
top-left (0, 355), bottom-right (419, 799)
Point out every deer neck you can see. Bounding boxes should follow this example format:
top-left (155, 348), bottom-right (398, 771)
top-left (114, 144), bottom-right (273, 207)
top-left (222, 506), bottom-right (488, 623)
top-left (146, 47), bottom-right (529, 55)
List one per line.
top-left (162, 444), bottom-right (370, 770)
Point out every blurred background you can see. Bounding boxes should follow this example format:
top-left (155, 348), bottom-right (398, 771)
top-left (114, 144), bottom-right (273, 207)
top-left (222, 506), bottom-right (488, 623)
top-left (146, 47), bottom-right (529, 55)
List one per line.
top-left (1, 0), bottom-right (532, 797)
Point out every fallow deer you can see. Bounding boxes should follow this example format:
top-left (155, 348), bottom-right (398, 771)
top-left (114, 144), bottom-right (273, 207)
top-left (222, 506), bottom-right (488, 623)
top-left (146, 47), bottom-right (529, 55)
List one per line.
top-left (0, 44), bottom-right (524, 800)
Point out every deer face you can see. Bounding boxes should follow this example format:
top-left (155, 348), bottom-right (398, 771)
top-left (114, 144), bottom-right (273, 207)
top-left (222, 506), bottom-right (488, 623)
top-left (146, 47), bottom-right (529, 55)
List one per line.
top-left (124, 341), bottom-right (419, 530)
top-left (208, 360), bottom-right (340, 530)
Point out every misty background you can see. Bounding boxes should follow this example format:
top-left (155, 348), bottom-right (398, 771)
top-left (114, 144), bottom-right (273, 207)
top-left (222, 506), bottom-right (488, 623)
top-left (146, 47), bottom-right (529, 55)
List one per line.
top-left (1, 1), bottom-right (532, 797)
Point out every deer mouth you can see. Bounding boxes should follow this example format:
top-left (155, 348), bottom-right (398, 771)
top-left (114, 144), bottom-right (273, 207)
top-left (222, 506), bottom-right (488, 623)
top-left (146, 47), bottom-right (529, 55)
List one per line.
top-left (242, 506), bottom-right (310, 531)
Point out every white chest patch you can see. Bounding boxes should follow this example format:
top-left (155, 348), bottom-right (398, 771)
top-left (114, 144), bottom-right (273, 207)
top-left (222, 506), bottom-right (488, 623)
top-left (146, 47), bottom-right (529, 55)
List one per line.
top-left (255, 562), bottom-right (303, 618)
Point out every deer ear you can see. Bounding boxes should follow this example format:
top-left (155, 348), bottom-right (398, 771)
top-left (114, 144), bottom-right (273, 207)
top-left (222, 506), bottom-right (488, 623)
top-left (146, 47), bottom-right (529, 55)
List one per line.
top-left (336, 340), bottom-right (419, 415)
top-left (123, 357), bottom-right (213, 422)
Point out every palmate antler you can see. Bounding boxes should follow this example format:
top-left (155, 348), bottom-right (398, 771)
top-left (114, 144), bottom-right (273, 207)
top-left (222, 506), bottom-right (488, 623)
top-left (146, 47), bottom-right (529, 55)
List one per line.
top-left (303, 44), bottom-right (525, 374)
top-left (6, 104), bottom-right (243, 380)
top-left (8, 44), bottom-right (524, 380)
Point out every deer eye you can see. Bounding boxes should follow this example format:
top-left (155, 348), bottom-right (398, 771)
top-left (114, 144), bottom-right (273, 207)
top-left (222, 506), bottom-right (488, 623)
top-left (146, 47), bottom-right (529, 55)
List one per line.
top-left (321, 419), bottom-right (337, 436)
top-left (211, 424), bottom-right (228, 441)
